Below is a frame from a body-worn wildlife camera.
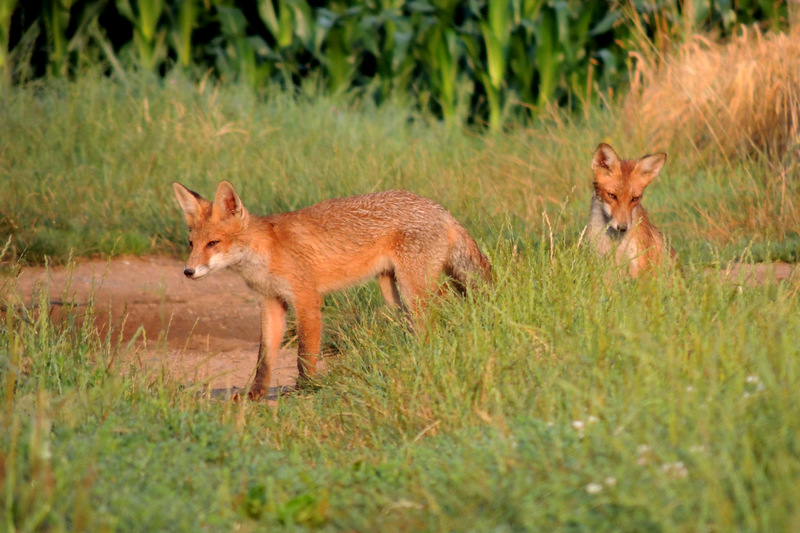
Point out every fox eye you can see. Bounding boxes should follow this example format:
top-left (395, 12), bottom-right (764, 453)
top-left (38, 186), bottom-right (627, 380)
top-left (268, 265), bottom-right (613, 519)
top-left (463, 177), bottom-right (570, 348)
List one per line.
top-left (188, 239), bottom-right (193, 249)
top-left (631, 196), bottom-right (640, 203)
top-left (608, 193), bottom-right (617, 200)
top-left (206, 240), bottom-right (220, 249)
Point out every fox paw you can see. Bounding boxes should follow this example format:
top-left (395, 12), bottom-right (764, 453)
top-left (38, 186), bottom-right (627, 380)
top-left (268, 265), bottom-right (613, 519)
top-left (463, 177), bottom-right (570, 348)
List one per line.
top-left (246, 386), bottom-right (268, 401)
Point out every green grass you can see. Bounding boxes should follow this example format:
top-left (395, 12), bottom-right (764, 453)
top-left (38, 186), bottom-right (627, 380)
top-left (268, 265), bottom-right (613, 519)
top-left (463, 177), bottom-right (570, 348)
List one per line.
top-left (0, 72), bottom-right (797, 265)
top-left (2, 242), bottom-right (800, 531)
top-left (1, 73), bottom-right (800, 531)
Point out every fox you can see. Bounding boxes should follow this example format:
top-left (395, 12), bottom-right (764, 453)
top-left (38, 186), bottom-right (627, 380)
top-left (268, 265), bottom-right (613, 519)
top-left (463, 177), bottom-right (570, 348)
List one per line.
top-left (587, 143), bottom-right (677, 277)
top-left (172, 181), bottom-right (492, 400)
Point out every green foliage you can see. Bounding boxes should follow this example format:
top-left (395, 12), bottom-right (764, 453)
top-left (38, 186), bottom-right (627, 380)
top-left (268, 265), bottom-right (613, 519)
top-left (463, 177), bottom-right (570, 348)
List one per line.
top-left (0, 73), bottom-right (797, 264)
top-left (2, 0), bottom-right (791, 125)
top-left (0, 0), bottom-right (17, 84)
top-left (2, 227), bottom-right (800, 529)
top-left (117, 0), bottom-right (168, 71)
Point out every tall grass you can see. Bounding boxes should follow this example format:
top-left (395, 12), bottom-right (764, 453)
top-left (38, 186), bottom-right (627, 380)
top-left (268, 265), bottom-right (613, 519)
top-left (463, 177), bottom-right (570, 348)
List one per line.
top-left (1, 70), bottom-right (797, 264)
top-left (626, 27), bottom-right (800, 162)
top-left (2, 233), bottom-right (800, 529)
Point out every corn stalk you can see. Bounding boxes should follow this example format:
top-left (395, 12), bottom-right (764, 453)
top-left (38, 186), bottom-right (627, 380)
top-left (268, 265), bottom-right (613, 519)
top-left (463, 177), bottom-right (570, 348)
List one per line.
top-left (216, 5), bottom-right (274, 90)
top-left (0, 0), bottom-right (17, 84)
top-left (368, 1), bottom-right (417, 103)
top-left (257, 0), bottom-right (319, 84)
top-left (42, 0), bottom-right (74, 76)
top-left (317, 5), bottom-right (365, 94)
top-left (171, 0), bottom-right (198, 69)
top-left (116, 0), bottom-right (167, 71)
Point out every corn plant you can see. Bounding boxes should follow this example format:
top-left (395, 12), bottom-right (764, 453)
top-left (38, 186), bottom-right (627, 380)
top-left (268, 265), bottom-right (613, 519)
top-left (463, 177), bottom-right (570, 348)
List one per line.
top-left (317, 4), bottom-right (367, 94)
top-left (412, 0), bottom-right (464, 124)
top-left (425, 25), bottom-right (461, 123)
top-left (462, 0), bottom-right (545, 129)
top-left (171, 0), bottom-right (198, 69)
top-left (216, 4), bottom-right (274, 89)
top-left (365, 1), bottom-right (417, 103)
top-left (40, 0), bottom-right (106, 77)
top-left (257, 0), bottom-right (320, 84)
top-left (479, 0), bottom-right (514, 129)
top-left (507, 0), bottom-right (545, 106)
top-left (116, 0), bottom-right (167, 71)
top-left (4, 0), bottom-right (791, 127)
top-left (42, 0), bottom-right (74, 76)
top-left (0, 0), bottom-right (17, 84)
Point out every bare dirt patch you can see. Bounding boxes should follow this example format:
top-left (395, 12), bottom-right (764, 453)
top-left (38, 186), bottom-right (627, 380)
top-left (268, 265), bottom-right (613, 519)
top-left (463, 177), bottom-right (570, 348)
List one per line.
top-left (717, 262), bottom-right (797, 286)
top-left (10, 256), bottom-right (304, 399)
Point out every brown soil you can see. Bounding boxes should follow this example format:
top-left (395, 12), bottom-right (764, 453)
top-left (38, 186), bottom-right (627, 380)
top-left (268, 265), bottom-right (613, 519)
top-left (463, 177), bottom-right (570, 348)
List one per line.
top-left (5, 257), bottom-right (797, 401)
top-left (9, 256), bottom-right (306, 401)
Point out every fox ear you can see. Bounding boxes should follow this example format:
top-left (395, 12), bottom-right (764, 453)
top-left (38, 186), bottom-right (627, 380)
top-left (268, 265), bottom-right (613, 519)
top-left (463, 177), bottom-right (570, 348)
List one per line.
top-left (591, 143), bottom-right (621, 180)
top-left (173, 182), bottom-right (210, 227)
top-left (634, 153), bottom-right (667, 187)
top-left (212, 180), bottom-right (246, 220)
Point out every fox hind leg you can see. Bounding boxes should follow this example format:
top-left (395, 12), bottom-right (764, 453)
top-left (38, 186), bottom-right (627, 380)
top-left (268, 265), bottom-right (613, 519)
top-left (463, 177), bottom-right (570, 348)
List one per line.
top-left (295, 292), bottom-right (323, 381)
top-left (393, 257), bottom-right (448, 321)
top-left (377, 272), bottom-right (405, 310)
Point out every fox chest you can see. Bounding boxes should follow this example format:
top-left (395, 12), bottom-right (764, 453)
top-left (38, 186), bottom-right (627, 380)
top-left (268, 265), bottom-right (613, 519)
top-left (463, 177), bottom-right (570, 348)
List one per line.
top-left (233, 260), bottom-right (296, 304)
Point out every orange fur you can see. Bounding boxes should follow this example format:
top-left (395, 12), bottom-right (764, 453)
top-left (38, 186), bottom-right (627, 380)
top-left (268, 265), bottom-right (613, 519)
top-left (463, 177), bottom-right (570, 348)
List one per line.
top-left (173, 181), bottom-right (491, 400)
top-left (587, 143), bottom-right (677, 277)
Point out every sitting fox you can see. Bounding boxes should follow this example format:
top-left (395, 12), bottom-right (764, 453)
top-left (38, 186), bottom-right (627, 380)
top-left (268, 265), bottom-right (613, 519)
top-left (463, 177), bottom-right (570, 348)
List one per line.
top-left (588, 143), bottom-right (677, 277)
top-left (173, 181), bottom-right (491, 400)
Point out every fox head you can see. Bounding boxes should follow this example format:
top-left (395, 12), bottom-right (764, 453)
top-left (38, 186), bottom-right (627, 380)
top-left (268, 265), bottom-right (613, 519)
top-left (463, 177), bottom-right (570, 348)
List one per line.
top-left (173, 181), bottom-right (250, 279)
top-left (591, 143), bottom-right (666, 234)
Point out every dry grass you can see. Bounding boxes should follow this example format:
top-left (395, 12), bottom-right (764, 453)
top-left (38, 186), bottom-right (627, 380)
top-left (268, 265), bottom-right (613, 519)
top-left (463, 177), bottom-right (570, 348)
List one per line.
top-left (625, 26), bottom-right (800, 163)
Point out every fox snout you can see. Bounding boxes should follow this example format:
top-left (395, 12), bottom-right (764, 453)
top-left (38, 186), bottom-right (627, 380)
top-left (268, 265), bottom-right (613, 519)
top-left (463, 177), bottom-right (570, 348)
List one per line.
top-left (599, 201), bottom-right (633, 235)
top-left (182, 263), bottom-right (211, 280)
top-left (607, 216), bottom-right (631, 236)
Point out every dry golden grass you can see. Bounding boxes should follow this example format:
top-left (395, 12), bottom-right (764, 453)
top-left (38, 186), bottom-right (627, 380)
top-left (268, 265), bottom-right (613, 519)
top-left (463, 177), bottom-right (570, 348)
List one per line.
top-left (625, 26), bottom-right (800, 162)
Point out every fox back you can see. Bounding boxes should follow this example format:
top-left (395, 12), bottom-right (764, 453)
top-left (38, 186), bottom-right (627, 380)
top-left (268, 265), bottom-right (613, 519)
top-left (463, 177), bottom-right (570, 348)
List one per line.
top-left (587, 143), bottom-right (676, 276)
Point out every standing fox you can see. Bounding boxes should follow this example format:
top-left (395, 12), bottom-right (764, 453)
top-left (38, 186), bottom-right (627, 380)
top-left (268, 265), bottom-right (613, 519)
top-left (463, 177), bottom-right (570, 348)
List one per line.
top-left (588, 143), bottom-right (677, 277)
top-left (173, 181), bottom-right (491, 400)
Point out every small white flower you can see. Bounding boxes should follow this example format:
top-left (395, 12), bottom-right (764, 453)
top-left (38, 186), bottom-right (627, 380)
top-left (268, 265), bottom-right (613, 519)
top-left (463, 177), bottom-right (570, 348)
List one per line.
top-left (637, 444), bottom-right (651, 455)
top-left (686, 386), bottom-right (695, 393)
top-left (585, 483), bottom-right (603, 494)
top-left (743, 391), bottom-right (751, 399)
top-left (745, 375), bottom-right (760, 384)
top-left (587, 415), bottom-right (599, 424)
top-left (604, 476), bottom-right (617, 487)
top-left (571, 420), bottom-right (585, 431)
top-left (661, 461), bottom-right (689, 478)
top-left (546, 421), bottom-right (554, 428)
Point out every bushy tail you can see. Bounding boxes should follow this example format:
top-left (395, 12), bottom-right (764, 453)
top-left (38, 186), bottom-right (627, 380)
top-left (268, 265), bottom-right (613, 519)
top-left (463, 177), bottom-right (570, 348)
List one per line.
top-left (446, 227), bottom-right (492, 294)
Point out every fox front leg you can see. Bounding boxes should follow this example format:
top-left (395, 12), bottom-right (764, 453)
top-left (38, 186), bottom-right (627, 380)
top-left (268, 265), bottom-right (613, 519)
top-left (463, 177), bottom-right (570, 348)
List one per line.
top-left (248, 297), bottom-right (288, 401)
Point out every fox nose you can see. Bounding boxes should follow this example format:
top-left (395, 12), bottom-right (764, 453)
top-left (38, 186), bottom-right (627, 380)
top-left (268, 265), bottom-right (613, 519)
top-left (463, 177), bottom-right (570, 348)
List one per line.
top-left (617, 223), bottom-right (628, 233)
top-left (184, 268), bottom-right (195, 278)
